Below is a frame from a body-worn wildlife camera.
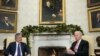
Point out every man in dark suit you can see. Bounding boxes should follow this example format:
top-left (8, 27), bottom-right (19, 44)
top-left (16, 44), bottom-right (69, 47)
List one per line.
top-left (0, 16), bottom-right (14, 30)
top-left (42, 0), bottom-right (62, 21)
top-left (2, 0), bottom-right (15, 8)
top-left (63, 31), bottom-right (89, 56)
top-left (4, 33), bottom-right (31, 56)
top-left (42, 0), bottom-right (56, 21)
top-left (92, 13), bottom-right (100, 28)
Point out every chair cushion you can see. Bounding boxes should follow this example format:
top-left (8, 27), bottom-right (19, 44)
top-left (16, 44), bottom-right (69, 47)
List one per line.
top-left (82, 35), bottom-right (95, 56)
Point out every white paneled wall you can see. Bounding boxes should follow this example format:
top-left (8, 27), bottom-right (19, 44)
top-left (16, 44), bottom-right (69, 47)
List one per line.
top-left (0, 0), bottom-right (100, 49)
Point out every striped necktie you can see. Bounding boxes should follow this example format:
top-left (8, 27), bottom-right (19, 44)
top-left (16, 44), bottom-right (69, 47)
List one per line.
top-left (17, 44), bottom-right (21, 56)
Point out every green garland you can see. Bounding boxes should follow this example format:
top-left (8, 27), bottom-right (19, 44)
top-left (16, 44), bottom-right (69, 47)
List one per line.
top-left (21, 24), bottom-right (84, 37)
top-left (21, 24), bottom-right (84, 47)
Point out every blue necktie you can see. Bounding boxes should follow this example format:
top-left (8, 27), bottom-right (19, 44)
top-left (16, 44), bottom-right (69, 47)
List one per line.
top-left (17, 44), bottom-right (21, 56)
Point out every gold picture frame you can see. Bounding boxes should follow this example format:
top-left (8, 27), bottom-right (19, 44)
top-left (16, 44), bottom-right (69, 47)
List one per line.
top-left (87, 0), bottom-right (100, 7)
top-left (0, 0), bottom-right (18, 10)
top-left (39, 0), bottom-right (66, 25)
top-left (0, 11), bottom-right (17, 33)
top-left (88, 8), bottom-right (100, 32)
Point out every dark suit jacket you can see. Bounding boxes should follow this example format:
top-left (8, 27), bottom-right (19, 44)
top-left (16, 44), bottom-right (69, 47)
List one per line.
top-left (2, 0), bottom-right (15, 7)
top-left (5, 42), bottom-right (30, 56)
top-left (0, 22), bottom-right (14, 30)
top-left (70, 39), bottom-right (89, 56)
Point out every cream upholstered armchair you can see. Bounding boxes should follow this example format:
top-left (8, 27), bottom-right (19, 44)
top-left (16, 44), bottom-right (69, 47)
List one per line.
top-left (82, 35), bottom-right (95, 56)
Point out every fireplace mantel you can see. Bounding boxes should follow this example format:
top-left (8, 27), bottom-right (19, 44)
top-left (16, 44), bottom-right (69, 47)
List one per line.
top-left (30, 33), bottom-right (72, 56)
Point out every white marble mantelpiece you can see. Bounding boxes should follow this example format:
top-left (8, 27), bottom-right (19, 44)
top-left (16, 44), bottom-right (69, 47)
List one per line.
top-left (30, 33), bottom-right (72, 56)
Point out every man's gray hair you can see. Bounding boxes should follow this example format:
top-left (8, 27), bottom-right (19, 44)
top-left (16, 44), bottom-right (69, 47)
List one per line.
top-left (74, 31), bottom-right (82, 36)
top-left (15, 33), bottom-right (22, 39)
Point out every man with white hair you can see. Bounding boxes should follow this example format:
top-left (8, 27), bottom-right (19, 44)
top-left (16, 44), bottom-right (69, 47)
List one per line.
top-left (63, 31), bottom-right (89, 56)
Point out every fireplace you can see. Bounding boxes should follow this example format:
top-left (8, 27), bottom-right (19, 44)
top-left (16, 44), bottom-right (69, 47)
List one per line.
top-left (30, 33), bottom-right (71, 56)
top-left (38, 46), bottom-right (66, 56)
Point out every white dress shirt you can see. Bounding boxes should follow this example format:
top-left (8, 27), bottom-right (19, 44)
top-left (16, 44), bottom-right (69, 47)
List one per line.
top-left (14, 42), bottom-right (22, 56)
top-left (74, 39), bottom-right (81, 52)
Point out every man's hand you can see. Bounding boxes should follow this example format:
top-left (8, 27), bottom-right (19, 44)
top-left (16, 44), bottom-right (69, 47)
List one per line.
top-left (8, 54), bottom-right (12, 56)
top-left (27, 54), bottom-right (31, 56)
top-left (52, 14), bottom-right (56, 18)
top-left (67, 49), bottom-right (75, 55)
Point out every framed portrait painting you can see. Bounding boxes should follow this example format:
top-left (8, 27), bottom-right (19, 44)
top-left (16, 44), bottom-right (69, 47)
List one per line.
top-left (0, 0), bottom-right (18, 10)
top-left (0, 11), bottom-right (17, 33)
top-left (39, 0), bottom-right (66, 25)
top-left (87, 0), bottom-right (100, 7)
top-left (88, 8), bottom-right (100, 32)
